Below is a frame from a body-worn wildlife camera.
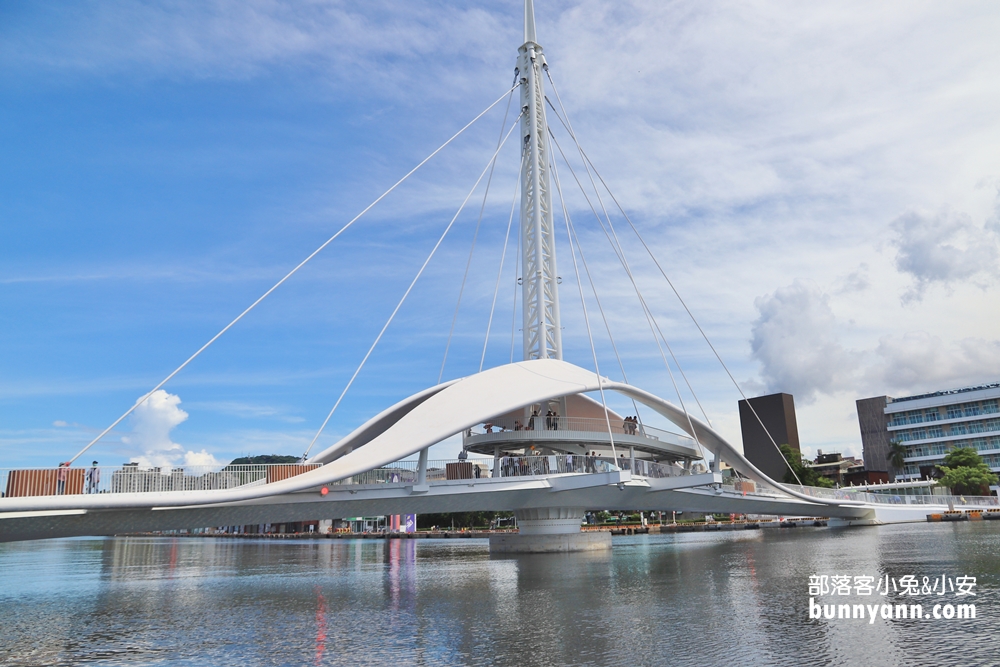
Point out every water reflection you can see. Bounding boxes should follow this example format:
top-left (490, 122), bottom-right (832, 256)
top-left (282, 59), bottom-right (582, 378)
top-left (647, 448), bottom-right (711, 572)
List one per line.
top-left (1, 524), bottom-right (998, 666)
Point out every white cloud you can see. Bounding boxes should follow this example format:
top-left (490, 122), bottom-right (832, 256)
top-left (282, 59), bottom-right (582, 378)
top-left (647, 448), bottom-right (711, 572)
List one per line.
top-left (749, 281), bottom-right (860, 404)
top-left (891, 207), bottom-right (999, 302)
top-left (750, 281), bottom-right (1000, 404)
top-left (122, 390), bottom-right (220, 469)
top-left (866, 333), bottom-right (1000, 396)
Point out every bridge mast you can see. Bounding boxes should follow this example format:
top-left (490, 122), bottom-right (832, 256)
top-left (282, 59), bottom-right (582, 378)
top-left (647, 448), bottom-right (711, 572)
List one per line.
top-left (518, 0), bottom-right (562, 361)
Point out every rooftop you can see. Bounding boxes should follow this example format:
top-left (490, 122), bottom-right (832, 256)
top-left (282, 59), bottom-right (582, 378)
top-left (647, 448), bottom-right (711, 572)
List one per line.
top-left (890, 382), bottom-right (1000, 404)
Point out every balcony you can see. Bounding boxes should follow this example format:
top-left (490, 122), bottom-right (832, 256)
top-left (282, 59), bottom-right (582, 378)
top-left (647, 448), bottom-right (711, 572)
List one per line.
top-left (461, 416), bottom-right (701, 462)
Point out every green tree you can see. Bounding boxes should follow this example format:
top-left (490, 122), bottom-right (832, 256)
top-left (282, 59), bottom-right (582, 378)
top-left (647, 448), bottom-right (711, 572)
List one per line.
top-left (886, 440), bottom-right (907, 471)
top-left (780, 444), bottom-right (835, 488)
top-left (937, 447), bottom-right (998, 495)
top-left (227, 454), bottom-right (301, 466)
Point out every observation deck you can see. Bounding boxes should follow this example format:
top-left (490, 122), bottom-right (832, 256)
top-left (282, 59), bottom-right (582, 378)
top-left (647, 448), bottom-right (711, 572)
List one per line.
top-left (462, 416), bottom-right (702, 463)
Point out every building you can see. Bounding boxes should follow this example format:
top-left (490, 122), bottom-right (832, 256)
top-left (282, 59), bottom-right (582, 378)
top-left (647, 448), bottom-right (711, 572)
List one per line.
top-left (857, 383), bottom-right (1000, 481)
top-left (808, 450), bottom-right (864, 485)
top-left (738, 393), bottom-right (800, 481)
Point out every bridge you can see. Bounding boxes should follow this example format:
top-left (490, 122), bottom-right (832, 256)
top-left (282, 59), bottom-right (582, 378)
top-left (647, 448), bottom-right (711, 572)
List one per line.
top-left (2, 1), bottom-right (989, 550)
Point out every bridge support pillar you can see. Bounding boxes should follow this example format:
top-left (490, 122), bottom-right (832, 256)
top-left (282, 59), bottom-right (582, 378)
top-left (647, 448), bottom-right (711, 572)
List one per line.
top-left (489, 507), bottom-right (611, 554)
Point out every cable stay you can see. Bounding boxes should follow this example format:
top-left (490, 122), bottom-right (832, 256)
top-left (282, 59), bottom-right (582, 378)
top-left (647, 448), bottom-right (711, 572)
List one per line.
top-left (439, 87), bottom-right (517, 383)
top-left (549, 150), bottom-right (618, 460)
top-left (547, 124), bottom-right (708, 462)
top-left (65, 83), bottom-right (520, 466)
top-left (480, 150), bottom-right (524, 372)
top-left (544, 68), bottom-right (803, 484)
top-left (544, 96), bottom-right (714, 431)
top-left (301, 110), bottom-right (526, 461)
top-left (508, 221), bottom-right (520, 365)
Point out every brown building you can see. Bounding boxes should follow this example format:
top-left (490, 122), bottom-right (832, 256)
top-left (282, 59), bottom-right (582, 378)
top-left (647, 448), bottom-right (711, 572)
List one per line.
top-left (856, 396), bottom-right (892, 476)
top-left (738, 393), bottom-right (800, 482)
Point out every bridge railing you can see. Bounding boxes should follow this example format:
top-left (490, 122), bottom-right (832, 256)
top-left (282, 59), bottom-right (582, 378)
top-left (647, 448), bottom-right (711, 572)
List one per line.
top-left (0, 454), bottom-right (643, 498)
top-left (464, 416), bottom-right (689, 443)
top-left (718, 476), bottom-right (1000, 507)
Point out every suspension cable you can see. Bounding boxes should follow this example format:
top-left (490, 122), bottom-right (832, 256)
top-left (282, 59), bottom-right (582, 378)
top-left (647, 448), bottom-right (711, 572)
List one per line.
top-left (66, 84), bottom-right (519, 466)
top-left (549, 152), bottom-right (618, 460)
top-left (546, 126), bottom-right (706, 461)
top-left (545, 72), bottom-right (802, 484)
top-left (439, 87), bottom-right (516, 383)
top-left (301, 110), bottom-right (525, 460)
top-left (544, 91), bottom-right (712, 429)
top-left (509, 218), bottom-right (520, 365)
top-left (481, 150), bottom-right (524, 372)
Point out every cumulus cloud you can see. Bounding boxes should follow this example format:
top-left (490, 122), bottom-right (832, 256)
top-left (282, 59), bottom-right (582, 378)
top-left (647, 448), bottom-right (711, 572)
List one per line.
top-left (866, 333), bottom-right (1000, 395)
top-left (122, 390), bottom-right (220, 469)
top-left (891, 208), bottom-right (999, 303)
top-left (749, 281), bottom-right (860, 404)
top-left (751, 281), bottom-right (1000, 402)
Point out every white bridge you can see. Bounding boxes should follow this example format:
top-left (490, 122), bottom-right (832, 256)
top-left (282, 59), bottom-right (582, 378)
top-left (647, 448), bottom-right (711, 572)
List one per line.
top-left (2, 1), bottom-right (990, 548)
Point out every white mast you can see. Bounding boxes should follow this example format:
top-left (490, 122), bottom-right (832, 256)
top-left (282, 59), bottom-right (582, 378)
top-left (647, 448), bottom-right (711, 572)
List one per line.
top-left (518, 0), bottom-right (562, 361)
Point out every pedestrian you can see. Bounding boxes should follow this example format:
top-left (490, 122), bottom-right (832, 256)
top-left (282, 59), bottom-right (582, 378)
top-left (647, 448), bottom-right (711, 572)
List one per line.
top-left (551, 409), bottom-right (559, 430)
top-left (86, 461), bottom-right (100, 494)
top-left (56, 462), bottom-right (70, 495)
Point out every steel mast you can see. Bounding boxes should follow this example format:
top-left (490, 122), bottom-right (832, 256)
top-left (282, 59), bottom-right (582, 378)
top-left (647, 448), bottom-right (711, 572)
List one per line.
top-left (518, 0), bottom-right (562, 361)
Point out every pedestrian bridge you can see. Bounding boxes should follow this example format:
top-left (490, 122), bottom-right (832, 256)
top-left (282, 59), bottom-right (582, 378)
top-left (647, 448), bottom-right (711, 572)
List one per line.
top-left (3, 360), bottom-right (994, 543)
top-left (2, 453), bottom-right (988, 542)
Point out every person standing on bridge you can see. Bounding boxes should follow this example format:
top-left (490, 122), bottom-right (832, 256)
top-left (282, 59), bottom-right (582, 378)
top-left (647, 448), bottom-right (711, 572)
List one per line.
top-left (56, 462), bottom-right (70, 495)
top-left (86, 461), bottom-right (100, 494)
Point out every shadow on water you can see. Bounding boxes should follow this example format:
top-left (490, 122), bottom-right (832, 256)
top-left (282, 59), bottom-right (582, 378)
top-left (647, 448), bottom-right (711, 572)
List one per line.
top-left (2, 524), bottom-right (1000, 666)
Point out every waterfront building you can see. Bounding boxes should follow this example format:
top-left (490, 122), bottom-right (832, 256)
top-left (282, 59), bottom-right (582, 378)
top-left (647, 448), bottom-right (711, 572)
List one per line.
top-left (738, 393), bottom-right (801, 481)
top-left (808, 451), bottom-right (864, 485)
top-left (857, 383), bottom-right (1000, 481)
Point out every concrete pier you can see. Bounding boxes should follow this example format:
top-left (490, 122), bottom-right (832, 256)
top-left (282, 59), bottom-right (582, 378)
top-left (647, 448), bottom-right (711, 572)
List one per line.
top-left (489, 530), bottom-right (611, 553)
top-left (488, 507), bottom-right (611, 554)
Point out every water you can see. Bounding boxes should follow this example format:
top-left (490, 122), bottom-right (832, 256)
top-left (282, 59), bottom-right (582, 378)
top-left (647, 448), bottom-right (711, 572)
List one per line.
top-left (2, 523), bottom-right (1000, 666)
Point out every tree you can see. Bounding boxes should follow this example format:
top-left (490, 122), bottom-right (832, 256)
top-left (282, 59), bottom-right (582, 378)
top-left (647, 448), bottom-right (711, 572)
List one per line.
top-left (228, 455), bottom-right (301, 466)
top-left (780, 444), bottom-right (835, 488)
top-left (937, 447), bottom-right (998, 495)
top-left (886, 440), bottom-right (907, 471)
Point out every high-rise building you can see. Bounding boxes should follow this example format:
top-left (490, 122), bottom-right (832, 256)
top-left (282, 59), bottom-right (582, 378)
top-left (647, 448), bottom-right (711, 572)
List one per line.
top-left (857, 383), bottom-right (1000, 481)
top-left (738, 393), bottom-right (800, 481)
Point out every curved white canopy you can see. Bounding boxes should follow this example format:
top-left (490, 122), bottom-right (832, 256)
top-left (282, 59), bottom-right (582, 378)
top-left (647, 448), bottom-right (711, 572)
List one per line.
top-left (0, 359), bottom-right (860, 511)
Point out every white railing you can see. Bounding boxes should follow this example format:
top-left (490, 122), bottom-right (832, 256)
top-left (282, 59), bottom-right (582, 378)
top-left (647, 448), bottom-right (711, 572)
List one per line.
top-left (464, 416), bottom-right (690, 443)
top-left (0, 455), bottom-right (636, 499)
top-left (718, 476), bottom-right (1000, 508)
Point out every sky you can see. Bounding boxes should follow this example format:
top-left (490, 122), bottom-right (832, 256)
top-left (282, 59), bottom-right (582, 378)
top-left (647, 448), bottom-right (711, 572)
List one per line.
top-left (2, 0), bottom-right (999, 471)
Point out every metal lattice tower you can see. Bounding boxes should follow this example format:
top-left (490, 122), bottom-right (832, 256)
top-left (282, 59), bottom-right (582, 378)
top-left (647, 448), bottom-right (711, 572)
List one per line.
top-left (518, 0), bottom-right (562, 361)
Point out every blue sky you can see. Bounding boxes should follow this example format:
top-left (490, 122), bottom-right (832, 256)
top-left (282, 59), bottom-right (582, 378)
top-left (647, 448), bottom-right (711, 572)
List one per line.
top-left (2, 0), bottom-right (1000, 470)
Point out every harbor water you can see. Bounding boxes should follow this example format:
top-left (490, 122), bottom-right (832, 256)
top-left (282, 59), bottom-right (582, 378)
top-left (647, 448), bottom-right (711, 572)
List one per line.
top-left (2, 522), bottom-right (999, 666)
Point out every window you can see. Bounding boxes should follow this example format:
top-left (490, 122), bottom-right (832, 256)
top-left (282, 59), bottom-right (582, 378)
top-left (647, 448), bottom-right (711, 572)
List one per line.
top-left (890, 414), bottom-right (907, 427)
top-left (951, 424), bottom-right (968, 436)
top-left (930, 443), bottom-right (950, 456)
top-left (908, 445), bottom-right (929, 457)
top-left (964, 403), bottom-right (982, 417)
top-left (926, 426), bottom-right (944, 438)
top-left (924, 409), bottom-right (941, 422)
top-left (983, 400), bottom-right (999, 414)
top-left (985, 419), bottom-right (1000, 433)
top-left (947, 405), bottom-right (963, 419)
top-left (968, 422), bottom-right (985, 434)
